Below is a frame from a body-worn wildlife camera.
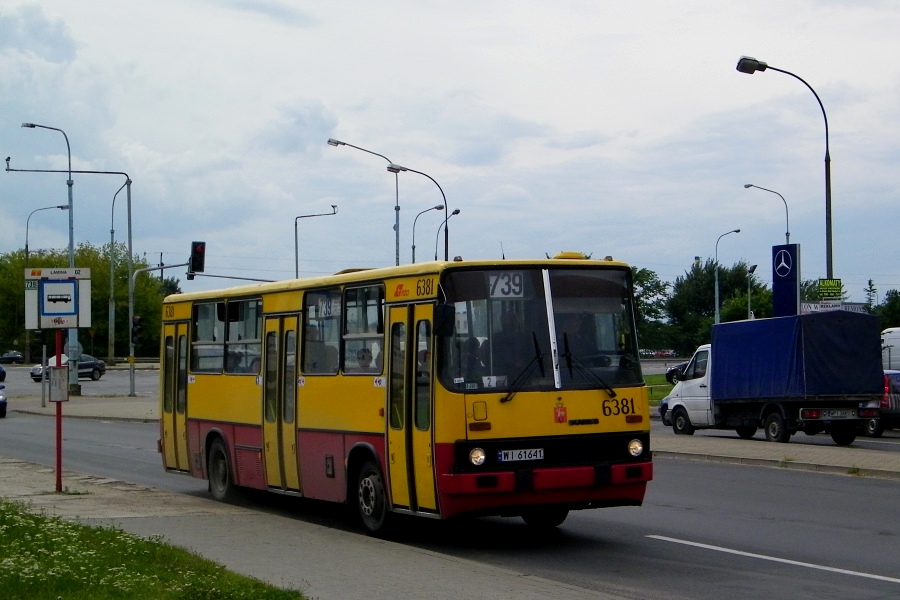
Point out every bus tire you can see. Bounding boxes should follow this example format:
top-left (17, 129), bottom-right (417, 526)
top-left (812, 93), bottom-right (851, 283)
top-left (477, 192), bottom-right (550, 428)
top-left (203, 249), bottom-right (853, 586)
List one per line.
top-left (208, 439), bottom-right (237, 502)
top-left (356, 460), bottom-right (390, 536)
top-left (671, 408), bottom-right (694, 435)
top-left (764, 413), bottom-right (790, 443)
top-left (521, 507), bottom-right (569, 528)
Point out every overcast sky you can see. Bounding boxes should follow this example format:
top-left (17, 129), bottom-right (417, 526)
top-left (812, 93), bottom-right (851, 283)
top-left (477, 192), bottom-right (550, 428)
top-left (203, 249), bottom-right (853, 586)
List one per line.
top-left (2, 1), bottom-right (899, 303)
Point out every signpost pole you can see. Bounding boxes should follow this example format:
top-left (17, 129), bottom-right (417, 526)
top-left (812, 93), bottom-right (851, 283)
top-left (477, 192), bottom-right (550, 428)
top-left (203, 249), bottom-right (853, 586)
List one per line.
top-left (55, 329), bottom-right (63, 493)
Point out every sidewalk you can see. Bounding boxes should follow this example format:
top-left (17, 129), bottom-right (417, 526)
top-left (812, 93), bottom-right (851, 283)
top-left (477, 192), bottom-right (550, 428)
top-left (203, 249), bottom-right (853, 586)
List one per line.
top-left (2, 395), bottom-right (899, 599)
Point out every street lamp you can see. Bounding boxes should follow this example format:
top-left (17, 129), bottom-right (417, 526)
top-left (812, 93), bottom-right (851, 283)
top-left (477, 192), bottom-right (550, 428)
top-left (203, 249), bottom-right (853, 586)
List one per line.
top-left (436, 209), bottom-right (460, 261)
top-left (21, 122), bottom-right (80, 393)
top-left (714, 228), bottom-right (741, 325)
top-left (412, 204), bottom-right (444, 263)
top-left (327, 139), bottom-right (400, 266)
top-left (387, 163), bottom-right (451, 260)
top-left (736, 56), bottom-right (832, 278)
top-left (24, 204), bottom-right (69, 364)
top-left (747, 264), bottom-right (758, 319)
top-left (294, 206), bottom-right (338, 278)
top-left (744, 184), bottom-right (790, 245)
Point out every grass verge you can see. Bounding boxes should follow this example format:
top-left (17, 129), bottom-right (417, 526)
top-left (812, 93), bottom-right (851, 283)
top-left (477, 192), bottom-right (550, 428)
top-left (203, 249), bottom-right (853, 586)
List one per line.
top-left (0, 498), bottom-right (307, 599)
top-left (645, 374), bottom-right (673, 407)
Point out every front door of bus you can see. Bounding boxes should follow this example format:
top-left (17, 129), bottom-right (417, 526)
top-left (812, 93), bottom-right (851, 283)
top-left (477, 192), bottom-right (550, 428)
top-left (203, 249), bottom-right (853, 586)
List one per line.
top-left (161, 322), bottom-right (190, 472)
top-left (386, 304), bottom-right (437, 513)
top-left (262, 315), bottom-right (301, 491)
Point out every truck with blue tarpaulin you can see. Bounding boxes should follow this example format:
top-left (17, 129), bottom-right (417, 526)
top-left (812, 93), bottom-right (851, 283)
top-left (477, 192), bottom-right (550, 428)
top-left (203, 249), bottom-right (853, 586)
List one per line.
top-left (662, 311), bottom-right (882, 445)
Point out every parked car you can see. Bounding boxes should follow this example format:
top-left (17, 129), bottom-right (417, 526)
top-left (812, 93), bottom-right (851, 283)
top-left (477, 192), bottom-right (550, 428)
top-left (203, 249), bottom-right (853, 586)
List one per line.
top-left (0, 363), bottom-right (5, 382)
top-left (0, 384), bottom-right (6, 418)
top-left (865, 370), bottom-right (900, 437)
top-left (30, 354), bottom-right (106, 382)
top-left (0, 351), bottom-right (24, 364)
top-left (664, 361), bottom-right (688, 384)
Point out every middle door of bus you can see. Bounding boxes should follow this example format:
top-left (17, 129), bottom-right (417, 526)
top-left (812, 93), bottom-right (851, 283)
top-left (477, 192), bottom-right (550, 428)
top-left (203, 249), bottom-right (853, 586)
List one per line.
top-left (386, 304), bottom-right (437, 513)
top-left (262, 315), bottom-right (301, 492)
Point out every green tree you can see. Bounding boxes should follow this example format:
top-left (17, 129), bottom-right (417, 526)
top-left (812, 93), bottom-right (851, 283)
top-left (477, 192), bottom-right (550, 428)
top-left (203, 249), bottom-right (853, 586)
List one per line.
top-left (666, 259), bottom-right (759, 356)
top-left (631, 266), bottom-right (670, 349)
top-left (876, 289), bottom-right (900, 329)
top-left (0, 244), bottom-right (170, 360)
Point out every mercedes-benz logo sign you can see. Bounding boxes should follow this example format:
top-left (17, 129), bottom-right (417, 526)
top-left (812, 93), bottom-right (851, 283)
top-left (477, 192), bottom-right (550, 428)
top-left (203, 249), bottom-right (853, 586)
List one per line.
top-left (774, 249), bottom-right (793, 278)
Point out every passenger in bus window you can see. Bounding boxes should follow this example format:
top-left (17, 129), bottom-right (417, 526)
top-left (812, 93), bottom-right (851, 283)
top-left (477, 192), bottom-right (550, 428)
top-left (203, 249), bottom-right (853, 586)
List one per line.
top-left (558, 313), bottom-right (595, 358)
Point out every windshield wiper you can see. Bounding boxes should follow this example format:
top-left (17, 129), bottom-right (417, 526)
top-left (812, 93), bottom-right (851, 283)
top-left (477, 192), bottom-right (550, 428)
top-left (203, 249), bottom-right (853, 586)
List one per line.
top-left (562, 333), bottom-right (616, 398)
top-left (500, 332), bottom-right (546, 403)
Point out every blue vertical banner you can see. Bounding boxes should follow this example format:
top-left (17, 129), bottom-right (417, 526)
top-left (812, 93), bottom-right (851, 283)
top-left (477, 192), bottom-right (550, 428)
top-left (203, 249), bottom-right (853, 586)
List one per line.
top-left (772, 244), bottom-right (800, 317)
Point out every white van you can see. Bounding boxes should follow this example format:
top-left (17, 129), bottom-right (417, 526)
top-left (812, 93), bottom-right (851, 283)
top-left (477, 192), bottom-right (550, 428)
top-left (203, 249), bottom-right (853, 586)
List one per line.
top-left (882, 328), bottom-right (900, 369)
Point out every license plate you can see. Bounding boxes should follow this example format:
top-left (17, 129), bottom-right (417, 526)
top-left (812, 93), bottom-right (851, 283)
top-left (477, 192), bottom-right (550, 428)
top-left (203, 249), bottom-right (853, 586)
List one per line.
top-left (825, 409), bottom-right (854, 418)
top-left (498, 448), bottom-right (544, 462)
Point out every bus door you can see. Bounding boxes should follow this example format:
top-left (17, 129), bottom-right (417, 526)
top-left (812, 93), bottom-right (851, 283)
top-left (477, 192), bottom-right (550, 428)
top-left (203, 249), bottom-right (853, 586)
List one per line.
top-left (386, 304), bottom-right (437, 513)
top-left (161, 321), bottom-right (190, 471)
top-left (262, 315), bottom-right (301, 491)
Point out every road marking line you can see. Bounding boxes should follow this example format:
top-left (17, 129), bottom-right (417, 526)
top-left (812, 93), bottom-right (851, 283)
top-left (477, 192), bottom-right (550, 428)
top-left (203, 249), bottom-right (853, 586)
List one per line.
top-left (648, 535), bottom-right (900, 584)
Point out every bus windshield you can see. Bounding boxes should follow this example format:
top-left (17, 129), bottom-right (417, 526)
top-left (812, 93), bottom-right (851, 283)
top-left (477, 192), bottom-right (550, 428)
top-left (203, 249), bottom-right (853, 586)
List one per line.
top-left (437, 267), bottom-right (643, 393)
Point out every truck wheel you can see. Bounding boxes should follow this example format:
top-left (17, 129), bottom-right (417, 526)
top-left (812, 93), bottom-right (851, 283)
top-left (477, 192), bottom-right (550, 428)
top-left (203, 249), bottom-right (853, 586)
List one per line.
top-left (735, 426), bottom-right (757, 439)
top-left (672, 408), bottom-right (695, 435)
top-left (764, 413), bottom-right (790, 443)
top-left (864, 418), bottom-right (884, 438)
top-left (830, 426), bottom-right (856, 446)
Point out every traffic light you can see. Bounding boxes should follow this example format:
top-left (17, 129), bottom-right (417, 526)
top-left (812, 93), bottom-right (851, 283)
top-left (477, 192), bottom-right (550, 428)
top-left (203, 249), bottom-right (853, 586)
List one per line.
top-left (131, 316), bottom-right (143, 344)
top-left (189, 241), bottom-right (206, 274)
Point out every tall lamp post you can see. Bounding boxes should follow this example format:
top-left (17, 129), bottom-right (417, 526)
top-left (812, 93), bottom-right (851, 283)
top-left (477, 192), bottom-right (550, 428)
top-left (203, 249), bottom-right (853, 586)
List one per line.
top-left (747, 264), bottom-right (758, 319)
top-left (327, 139), bottom-right (400, 266)
top-left (714, 228), bottom-right (741, 324)
top-left (736, 56), bottom-right (832, 278)
top-left (387, 163), bottom-right (451, 260)
top-left (21, 122), bottom-right (80, 394)
top-left (24, 204), bottom-right (69, 363)
top-left (7, 159), bottom-right (134, 389)
top-left (744, 184), bottom-right (790, 245)
top-left (294, 206), bottom-right (337, 278)
top-left (436, 209), bottom-right (461, 261)
top-left (412, 204), bottom-right (444, 263)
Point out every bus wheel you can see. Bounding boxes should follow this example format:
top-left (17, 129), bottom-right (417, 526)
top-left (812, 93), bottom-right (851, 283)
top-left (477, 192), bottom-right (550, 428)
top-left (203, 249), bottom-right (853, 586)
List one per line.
top-left (208, 439), bottom-right (236, 502)
top-left (521, 507), bottom-right (569, 528)
top-left (764, 413), bottom-right (790, 443)
top-left (356, 460), bottom-right (390, 535)
top-left (735, 426), bottom-right (757, 439)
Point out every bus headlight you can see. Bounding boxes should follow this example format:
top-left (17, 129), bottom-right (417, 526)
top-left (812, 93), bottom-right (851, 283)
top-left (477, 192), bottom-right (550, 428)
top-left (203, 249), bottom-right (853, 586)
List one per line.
top-left (469, 447), bottom-right (486, 466)
top-left (627, 439), bottom-right (644, 457)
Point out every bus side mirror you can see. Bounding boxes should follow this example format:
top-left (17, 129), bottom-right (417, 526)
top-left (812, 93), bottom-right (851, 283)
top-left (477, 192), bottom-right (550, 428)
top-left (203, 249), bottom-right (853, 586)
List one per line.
top-left (434, 304), bottom-right (455, 337)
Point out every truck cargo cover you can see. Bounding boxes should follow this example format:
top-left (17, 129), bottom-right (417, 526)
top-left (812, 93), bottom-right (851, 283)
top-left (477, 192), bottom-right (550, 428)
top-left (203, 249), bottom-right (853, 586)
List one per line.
top-left (710, 312), bottom-right (883, 400)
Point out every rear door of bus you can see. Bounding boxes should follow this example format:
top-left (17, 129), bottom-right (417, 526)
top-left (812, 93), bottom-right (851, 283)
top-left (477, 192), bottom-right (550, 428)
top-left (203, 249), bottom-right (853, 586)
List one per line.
top-left (386, 304), bottom-right (437, 513)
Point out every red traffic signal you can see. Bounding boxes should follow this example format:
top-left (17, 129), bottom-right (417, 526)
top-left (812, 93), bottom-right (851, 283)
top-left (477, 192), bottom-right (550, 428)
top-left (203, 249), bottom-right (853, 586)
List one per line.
top-left (189, 241), bottom-right (206, 273)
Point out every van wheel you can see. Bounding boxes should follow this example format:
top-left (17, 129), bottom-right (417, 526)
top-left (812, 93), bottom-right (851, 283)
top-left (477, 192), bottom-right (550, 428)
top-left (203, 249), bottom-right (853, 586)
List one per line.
top-left (865, 418), bottom-right (884, 438)
top-left (208, 439), bottom-right (237, 502)
top-left (356, 460), bottom-right (391, 536)
top-left (735, 426), bottom-right (757, 439)
top-left (764, 413), bottom-right (790, 443)
top-left (672, 408), bottom-right (695, 435)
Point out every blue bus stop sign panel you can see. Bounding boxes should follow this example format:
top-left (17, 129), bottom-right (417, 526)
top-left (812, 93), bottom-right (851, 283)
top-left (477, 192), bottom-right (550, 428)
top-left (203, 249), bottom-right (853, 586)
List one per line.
top-left (772, 244), bottom-right (800, 317)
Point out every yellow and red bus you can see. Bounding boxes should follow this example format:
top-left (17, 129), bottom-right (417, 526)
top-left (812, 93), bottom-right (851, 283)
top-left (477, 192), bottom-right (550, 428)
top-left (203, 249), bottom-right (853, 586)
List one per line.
top-left (159, 253), bottom-right (652, 534)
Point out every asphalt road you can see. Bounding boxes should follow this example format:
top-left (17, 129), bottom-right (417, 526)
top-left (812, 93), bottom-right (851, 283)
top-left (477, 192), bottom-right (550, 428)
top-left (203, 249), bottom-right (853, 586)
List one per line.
top-left (1, 411), bottom-right (898, 599)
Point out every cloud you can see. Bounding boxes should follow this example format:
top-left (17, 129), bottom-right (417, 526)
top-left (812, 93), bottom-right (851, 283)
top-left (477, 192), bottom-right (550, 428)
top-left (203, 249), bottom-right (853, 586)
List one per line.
top-left (0, 4), bottom-right (76, 63)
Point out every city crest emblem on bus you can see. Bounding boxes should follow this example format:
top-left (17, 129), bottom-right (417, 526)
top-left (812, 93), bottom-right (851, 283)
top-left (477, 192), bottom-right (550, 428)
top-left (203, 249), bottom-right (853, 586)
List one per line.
top-left (554, 405), bottom-right (568, 423)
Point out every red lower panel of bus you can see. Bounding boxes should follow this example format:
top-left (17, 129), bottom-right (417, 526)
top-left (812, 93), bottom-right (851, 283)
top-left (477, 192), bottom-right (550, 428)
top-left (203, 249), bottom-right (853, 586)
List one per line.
top-left (434, 446), bottom-right (652, 519)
